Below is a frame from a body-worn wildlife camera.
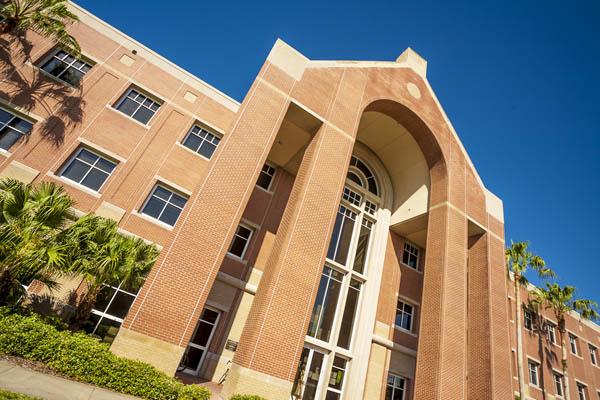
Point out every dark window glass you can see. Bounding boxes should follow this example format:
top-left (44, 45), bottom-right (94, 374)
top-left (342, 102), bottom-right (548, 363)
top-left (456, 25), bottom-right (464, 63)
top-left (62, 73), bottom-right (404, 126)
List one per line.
top-left (94, 286), bottom-right (116, 311)
top-left (40, 50), bottom-right (92, 86)
top-left (61, 148), bottom-right (116, 191)
top-left (337, 279), bottom-right (361, 349)
top-left (303, 351), bottom-right (324, 400)
top-left (228, 225), bottom-right (253, 258)
top-left (141, 185), bottom-right (188, 226)
top-left (256, 164), bottom-right (276, 190)
top-left (115, 89), bottom-right (161, 124)
top-left (307, 267), bottom-right (343, 342)
top-left (106, 291), bottom-right (135, 319)
top-left (346, 171), bottom-right (363, 187)
top-left (396, 301), bottom-right (413, 331)
top-left (183, 346), bottom-right (204, 370)
top-left (327, 206), bottom-right (356, 266)
top-left (182, 125), bottom-right (221, 159)
top-left (402, 242), bottom-right (420, 270)
top-left (350, 156), bottom-right (378, 196)
top-left (352, 219), bottom-right (372, 273)
top-left (385, 374), bottom-right (406, 400)
top-left (0, 108), bottom-right (33, 151)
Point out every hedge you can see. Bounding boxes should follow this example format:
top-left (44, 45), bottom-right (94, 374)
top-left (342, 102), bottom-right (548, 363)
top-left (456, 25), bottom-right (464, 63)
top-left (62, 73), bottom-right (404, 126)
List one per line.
top-left (0, 389), bottom-right (42, 400)
top-left (0, 311), bottom-right (210, 400)
top-left (229, 396), bottom-right (267, 400)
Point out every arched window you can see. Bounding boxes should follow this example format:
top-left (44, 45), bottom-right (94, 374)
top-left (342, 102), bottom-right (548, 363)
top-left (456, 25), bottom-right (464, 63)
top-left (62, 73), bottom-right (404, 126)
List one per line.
top-left (348, 156), bottom-right (378, 196)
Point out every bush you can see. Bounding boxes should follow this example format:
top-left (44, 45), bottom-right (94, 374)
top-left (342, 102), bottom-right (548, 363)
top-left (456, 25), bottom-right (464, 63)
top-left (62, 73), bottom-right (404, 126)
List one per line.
top-left (230, 395), bottom-right (267, 400)
top-left (0, 311), bottom-right (210, 400)
top-left (0, 389), bottom-right (42, 400)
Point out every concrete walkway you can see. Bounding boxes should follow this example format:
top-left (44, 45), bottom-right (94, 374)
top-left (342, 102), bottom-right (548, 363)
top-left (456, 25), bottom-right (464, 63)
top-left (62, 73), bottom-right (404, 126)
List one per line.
top-left (0, 359), bottom-right (140, 400)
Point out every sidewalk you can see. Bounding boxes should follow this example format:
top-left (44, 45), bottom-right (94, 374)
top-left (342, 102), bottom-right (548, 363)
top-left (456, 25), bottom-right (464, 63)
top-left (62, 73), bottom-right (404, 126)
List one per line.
top-left (0, 359), bottom-right (140, 400)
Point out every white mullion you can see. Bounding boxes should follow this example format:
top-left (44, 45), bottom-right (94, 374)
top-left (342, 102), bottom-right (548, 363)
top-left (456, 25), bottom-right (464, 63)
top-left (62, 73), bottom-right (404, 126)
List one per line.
top-left (313, 271), bottom-right (331, 338)
top-left (74, 151), bottom-right (98, 184)
top-left (155, 192), bottom-right (170, 221)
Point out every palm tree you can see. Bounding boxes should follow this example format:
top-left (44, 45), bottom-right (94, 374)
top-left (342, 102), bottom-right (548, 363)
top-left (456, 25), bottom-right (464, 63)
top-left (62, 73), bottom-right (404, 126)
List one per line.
top-left (506, 241), bottom-right (555, 400)
top-left (64, 214), bottom-right (159, 330)
top-left (0, 178), bottom-right (74, 305)
top-left (531, 283), bottom-right (599, 400)
top-left (0, 0), bottom-right (80, 55)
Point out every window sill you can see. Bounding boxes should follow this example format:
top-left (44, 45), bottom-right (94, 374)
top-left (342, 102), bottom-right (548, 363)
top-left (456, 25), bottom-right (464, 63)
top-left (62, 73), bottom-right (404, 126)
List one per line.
top-left (528, 384), bottom-right (542, 391)
top-left (400, 262), bottom-right (423, 274)
top-left (255, 184), bottom-right (274, 195)
top-left (104, 105), bottom-right (152, 129)
top-left (394, 325), bottom-right (418, 338)
top-left (225, 252), bottom-right (248, 265)
top-left (130, 211), bottom-right (174, 231)
top-left (47, 173), bottom-right (101, 198)
top-left (36, 66), bottom-right (80, 91)
top-left (0, 148), bottom-right (11, 157)
top-left (175, 141), bottom-right (212, 162)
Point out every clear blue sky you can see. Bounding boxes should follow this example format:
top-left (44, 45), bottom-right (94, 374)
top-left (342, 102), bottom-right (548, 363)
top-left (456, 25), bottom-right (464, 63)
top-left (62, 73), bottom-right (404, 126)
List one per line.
top-left (76, 0), bottom-right (600, 303)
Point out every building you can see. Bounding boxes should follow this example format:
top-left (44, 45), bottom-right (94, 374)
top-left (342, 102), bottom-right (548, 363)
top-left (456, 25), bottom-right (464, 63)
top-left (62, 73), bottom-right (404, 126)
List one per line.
top-left (1, 3), bottom-right (598, 400)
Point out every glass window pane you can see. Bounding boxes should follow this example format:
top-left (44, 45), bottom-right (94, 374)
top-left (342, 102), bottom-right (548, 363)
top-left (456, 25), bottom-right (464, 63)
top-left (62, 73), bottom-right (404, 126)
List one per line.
top-left (77, 148), bottom-right (98, 164)
top-left (352, 223), bottom-right (371, 273)
top-left (62, 159), bottom-right (90, 183)
top-left (0, 128), bottom-right (22, 150)
top-left (61, 68), bottom-right (84, 86)
top-left (152, 186), bottom-right (172, 200)
top-left (256, 171), bottom-right (272, 190)
top-left (327, 212), bottom-right (344, 260)
top-left (42, 58), bottom-right (66, 77)
top-left (95, 158), bottom-right (116, 173)
top-left (183, 346), bottom-right (204, 370)
top-left (334, 214), bottom-right (355, 265)
top-left (160, 204), bottom-right (182, 226)
top-left (337, 281), bottom-right (360, 349)
top-left (106, 291), bottom-right (135, 319)
top-left (170, 193), bottom-right (187, 208)
top-left (303, 351), bottom-right (324, 400)
top-left (228, 236), bottom-right (247, 257)
top-left (132, 106), bottom-right (154, 124)
top-left (191, 320), bottom-right (214, 347)
top-left (0, 109), bottom-right (13, 124)
top-left (237, 226), bottom-right (252, 239)
top-left (81, 168), bottom-right (109, 191)
top-left (9, 118), bottom-right (33, 134)
top-left (94, 286), bottom-right (116, 312)
top-left (315, 270), bottom-right (342, 341)
top-left (183, 133), bottom-right (202, 152)
top-left (93, 317), bottom-right (121, 344)
top-left (198, 141), bottom-right (217, 159)
top-left (291, 348), bottom-right (310, 398)
top-left (142, 196), bottom-right (165, 219)
top-left (307, 270), bottom-right (330, 338)
top-left (202, 309), bottom-right (219, 324)
top-left (116, 97), bottom-right (138, 117)
top-left (325, 392), bottom-right (340, 400)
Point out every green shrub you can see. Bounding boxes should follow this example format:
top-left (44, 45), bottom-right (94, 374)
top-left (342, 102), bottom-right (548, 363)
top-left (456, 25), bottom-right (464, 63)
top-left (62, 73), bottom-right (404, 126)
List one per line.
top-left (0, 388), bottom-right (42, 400)
top-left (0, 312), bottom-right (210, 400)
top-left (230, 395), bottom-right (267, 400)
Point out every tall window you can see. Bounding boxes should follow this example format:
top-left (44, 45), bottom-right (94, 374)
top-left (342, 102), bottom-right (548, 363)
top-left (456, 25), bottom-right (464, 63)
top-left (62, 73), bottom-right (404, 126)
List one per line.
top-left (60, 147), bottom-right (117, 191)
top-left (546, 321), bottom-right (557, 344)
top-left (577, 383), bottom-right (587, 400)
top-left (307, 266), bottom-right (344, 342)
top-left (89, 282), bottom-right (139, 343)
top-left (528, 360), bottom-right (539, 387)
top-left (327, 205), bottom-right (357, 266)
top-left (179, 308), bottom-right (220, 375)
top-left (395, 300), bottom-right (414, 332)
top-left (256, 164), bottom-right (276, 191)
top-left (589, 344), bottom-right (598, 366)
top-left (569, 334), bottom-right (579, 355)
top-left (325, 356), bottom-right (347, 400)
top-left (182, 125), bottom-right (221, 159)
top-left (336, 279), bottom-right (361, 349)
top-left (114, 88), bottom-right (161, 124)
top-left (554, 373), bottom-right (564, 398)
top-left (40, 49), bottom-right (92, 86)
top-left (0, 108), bottom-right (33, 151)
top-left (402, 241), bottom-right (420, 270)
top-left (524, 309), bottom-right (533, 331)
top-left (141, 185), bottom-right (188, 226)
top-left (227, 224), bottom-right (254, 259)
top-left (385, 374), bottom-right (406, 400)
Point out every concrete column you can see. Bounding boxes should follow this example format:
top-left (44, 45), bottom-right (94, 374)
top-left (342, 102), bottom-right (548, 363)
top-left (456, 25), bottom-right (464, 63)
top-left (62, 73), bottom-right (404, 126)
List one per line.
top-left (413, 203), bottom-right (468, 399)
top-left (221, 123), bottom-right (356, 399)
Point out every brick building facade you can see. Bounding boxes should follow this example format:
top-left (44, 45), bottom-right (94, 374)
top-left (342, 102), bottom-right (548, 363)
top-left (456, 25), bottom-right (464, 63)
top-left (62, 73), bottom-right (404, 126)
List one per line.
top-left (1, 3), bottom-right (598, 399)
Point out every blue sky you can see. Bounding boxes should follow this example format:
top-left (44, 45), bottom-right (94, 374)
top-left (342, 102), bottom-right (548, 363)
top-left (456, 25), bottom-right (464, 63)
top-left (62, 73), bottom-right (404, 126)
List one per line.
top-left (76, 0), bottom-right (600, 302)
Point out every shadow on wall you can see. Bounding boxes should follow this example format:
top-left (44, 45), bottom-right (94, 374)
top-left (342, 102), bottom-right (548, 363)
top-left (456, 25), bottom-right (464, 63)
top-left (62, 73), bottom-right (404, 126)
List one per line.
top-left (0, 34), bottom-right (86, 147)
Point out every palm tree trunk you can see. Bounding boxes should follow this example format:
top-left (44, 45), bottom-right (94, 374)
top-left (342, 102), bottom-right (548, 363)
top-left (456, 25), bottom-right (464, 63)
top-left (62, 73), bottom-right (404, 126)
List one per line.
top-left (559, 327), bottom-right (570, 400)
top-left (69, 282), bottom-right (100, 331)
top-left (515, 278), bottom-right (527, 399)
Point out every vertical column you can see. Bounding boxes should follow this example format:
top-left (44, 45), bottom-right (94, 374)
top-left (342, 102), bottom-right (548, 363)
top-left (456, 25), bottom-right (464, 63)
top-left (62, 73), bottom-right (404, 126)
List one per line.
top-left (110, 64), bottom-right (295, 374)
top-left (221, 123), bottom-right (355, 399)
top-left (414, 204), bottom-right (468, 400)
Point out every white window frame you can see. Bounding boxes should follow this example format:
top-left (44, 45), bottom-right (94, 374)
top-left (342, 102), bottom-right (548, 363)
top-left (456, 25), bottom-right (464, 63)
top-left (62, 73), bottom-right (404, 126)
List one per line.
top-left (181, 307), bottom-right (221, 376)
top-left (325, 355), bottom-right (348, 399)
top-left (0, 105), bottom-right (34, 151)
top-left (90, 282), bottom-right (139, 331)
top-left (180, 124), bottom-right (222, 160)
top-left (553, 372), bottom-right (564, 398)
top-left (386, 373), bottom-right (407, 400)
top-left (395, 299), bottom-right (415, 333)
top-left (589, 344), bottom-right (598, 366)
top-left (114, 88), bottom-right (161, 124)
top-left (227, 223), bottom-right (254, 260)
top-left (39, 48), bottom-right (93, 86)
top-left (402, 241), bottom-right (420, 270)
top-left (577, 382), bottom-right (587, 400)
top-left (256, 163), bottom-right (276, 192)
top-left (545, 321), bottom-right (557, 344)
top-left (140, 184), bottom-right (188, 227)
top-left (58, 146), bottom-right (117, 192)
top-left (524, 309), bottom-right (533, 331)
top-left (528, 359), bottom-right (540, 387)
top-left (569, 334), bottom-right (579, 355)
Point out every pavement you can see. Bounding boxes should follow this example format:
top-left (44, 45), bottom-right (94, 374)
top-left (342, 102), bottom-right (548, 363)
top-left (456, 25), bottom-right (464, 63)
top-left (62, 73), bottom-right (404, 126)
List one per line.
top-left (0, 359), bottom-right (140, 400)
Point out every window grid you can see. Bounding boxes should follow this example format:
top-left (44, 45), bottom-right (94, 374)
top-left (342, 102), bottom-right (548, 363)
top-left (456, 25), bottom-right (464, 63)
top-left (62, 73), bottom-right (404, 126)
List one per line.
top-left (365, 200), bottom-right (377, 215)
top-left (182, 125), bottom-right (221, 159)
top-left (256, 164), bottom-right (276, 191)
top-left (60, 148), bottom-right (117, 191)
top-left (386, 374), bottom-right (406, 400)
top-left (554, 373), bottom-right (564, 398)
top-left (115, 89), bottom-right (161, 124)
top-left (326, 356), bottom-right (347, 399)
top-left (0, 108), bottom-right (33, 151)
top-left (528, 360), bottom-right (539, 387)
top-left (402, 241), bottom-right (420, 270)
top-left (91, 282), bottom-right (138, 330)
top-left (227, 224), bottom-right (253, 259)
top-left (40, 49), bottom-right (92, 85)
top-left (577, 383), bottom-right (587, 400)
top-left (524, 310), bottom-right (533, 331)
top-left (141, 185), bottom-right (187, 226)
top-left (342, 186), bottom-right (362, 206)
top-left (570, 334), bottom-right (579, 355)
top-left (590, 344), bottom-right (598, 366)
top-left (546, 322), bottom-right (557, 344)
top-left (395, 300), bottom-right (414, 332)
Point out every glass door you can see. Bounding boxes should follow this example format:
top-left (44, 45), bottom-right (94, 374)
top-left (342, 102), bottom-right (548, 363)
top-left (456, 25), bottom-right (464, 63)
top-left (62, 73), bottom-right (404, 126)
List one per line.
top-left (179, 307), bottom-right (220, 375)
